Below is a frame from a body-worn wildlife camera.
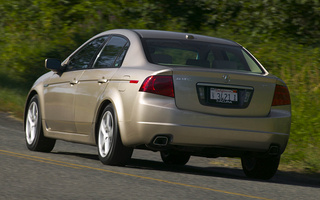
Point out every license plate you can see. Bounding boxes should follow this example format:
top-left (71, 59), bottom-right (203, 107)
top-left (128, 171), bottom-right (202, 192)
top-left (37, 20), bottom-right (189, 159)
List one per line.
top-left (210, 88), bottom-right (238, 104)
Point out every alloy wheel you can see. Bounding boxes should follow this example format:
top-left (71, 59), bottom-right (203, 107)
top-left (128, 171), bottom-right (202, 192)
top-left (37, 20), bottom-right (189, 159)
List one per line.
top-left (26, 102), bottom-right (39, 145)
top-left (98, 111), bottom-right (114, 157)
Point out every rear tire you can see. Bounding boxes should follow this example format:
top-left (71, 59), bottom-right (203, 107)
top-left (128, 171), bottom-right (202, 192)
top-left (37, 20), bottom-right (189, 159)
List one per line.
top-left (160, 150), bottom-right (190, 166)
top-left (25, 95), bottom-right (56, 152)
top-left (241, 155), bottom-right (280, 180)
top-left (97, 104), bottom-right (133, 166)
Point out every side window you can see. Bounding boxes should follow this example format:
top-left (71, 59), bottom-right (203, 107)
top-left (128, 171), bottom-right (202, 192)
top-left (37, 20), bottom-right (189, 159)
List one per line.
top-left (114, 43), bottom-right (129, 68)
top-left (242, 49), bottom-right (263, 73)
top-left (66, 36), bottom-right (108, 71)
top-left (94, 36), bottom-right (128, 68)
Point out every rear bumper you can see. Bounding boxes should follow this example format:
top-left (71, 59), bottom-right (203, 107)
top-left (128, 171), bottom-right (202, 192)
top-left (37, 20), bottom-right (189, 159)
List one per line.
top-left (119, 96), bottom-right (290, 154)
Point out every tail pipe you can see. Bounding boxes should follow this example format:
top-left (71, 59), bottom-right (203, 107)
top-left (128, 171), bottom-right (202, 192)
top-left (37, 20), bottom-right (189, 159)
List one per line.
top-left (268, 145), bottom-right (280, 156)
top-left (147, 135), bottom-right (172, 150)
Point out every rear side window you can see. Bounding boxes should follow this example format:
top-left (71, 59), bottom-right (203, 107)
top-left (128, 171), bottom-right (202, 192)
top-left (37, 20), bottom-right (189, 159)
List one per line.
top-left (94, 36), bottom-right (129, 68)
top-left (242, 49), bottom-right (263, 73)
top-left (143, 39), bottom-right (264, 74)
top-left (66, 36), bottom-right (108, 71)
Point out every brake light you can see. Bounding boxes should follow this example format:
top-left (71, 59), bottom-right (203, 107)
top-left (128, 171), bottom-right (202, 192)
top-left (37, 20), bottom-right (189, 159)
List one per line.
top-left (139, 76), bottom-right (174, 98)
top-left (272, 85), bottom-right (291, 106)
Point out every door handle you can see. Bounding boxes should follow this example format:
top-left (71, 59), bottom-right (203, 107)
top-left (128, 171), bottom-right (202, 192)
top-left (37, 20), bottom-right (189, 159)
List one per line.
top-left (123, 75), bottom-right (130, 80)
top-left (70, 78), bottom-right (79, 85)
top-left (98, 77), bottom-right (108, 84)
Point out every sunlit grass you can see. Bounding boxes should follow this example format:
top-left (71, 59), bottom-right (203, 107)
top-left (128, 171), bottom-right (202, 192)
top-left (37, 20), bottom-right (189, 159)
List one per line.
top-left (253, 42), bottom-right (320, 173)
top-left (0, 87), bottom-right (27, 119)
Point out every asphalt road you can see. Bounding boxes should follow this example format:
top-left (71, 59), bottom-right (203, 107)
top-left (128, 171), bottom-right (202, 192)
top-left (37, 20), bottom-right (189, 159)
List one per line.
top-left (0, 112), bottom-right (319, 200)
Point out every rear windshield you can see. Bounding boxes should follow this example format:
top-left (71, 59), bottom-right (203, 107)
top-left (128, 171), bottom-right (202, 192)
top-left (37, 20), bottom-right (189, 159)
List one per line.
top-left (142, 39), bottom-right (264, 74)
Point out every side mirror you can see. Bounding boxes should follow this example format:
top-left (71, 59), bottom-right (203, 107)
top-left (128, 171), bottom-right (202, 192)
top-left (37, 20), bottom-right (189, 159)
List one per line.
top-left (45, 58), bottom-right (62, 73)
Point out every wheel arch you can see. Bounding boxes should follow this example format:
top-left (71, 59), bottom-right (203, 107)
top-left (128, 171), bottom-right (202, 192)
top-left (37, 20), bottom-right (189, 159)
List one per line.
top-left (93, 83), bottom-right (130, 145)
top-left (94, 96), bottom-right (130, 147)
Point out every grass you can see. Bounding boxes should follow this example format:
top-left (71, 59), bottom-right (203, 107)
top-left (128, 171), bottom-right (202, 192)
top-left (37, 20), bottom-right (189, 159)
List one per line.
top-left (0, 87), bottom-right (27, 119)
top-left (254, 42), bottom-right (320, 173)
top-left (0, 73), bottom-right (29, 119)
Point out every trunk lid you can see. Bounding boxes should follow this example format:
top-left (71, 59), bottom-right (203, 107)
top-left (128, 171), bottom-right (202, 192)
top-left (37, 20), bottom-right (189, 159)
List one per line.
top-left (173, 68), bottom-right (276, 117)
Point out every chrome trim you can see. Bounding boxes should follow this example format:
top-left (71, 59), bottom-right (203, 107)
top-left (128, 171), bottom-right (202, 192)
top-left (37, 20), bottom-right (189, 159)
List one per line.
top-left (197, 83), bottom-right (253, 90)
top-left (222, 74), bottom-right (230, 83)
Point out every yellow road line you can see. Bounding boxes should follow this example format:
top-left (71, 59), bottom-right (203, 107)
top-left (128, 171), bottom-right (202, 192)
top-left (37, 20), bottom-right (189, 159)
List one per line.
top-left (0, 149), bottom-right (272, 200)
top-left (0, 150), bottom-right (81, 169)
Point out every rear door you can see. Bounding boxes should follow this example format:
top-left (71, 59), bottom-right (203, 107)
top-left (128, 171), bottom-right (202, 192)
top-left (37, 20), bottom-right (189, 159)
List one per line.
top-left (74, 36), bottom-right (129, 134)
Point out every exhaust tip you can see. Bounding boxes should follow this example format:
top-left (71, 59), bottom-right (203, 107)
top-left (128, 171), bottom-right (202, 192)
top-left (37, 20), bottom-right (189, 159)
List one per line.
top-left (153, 136), bottom-right (169, 146)
top-left (146, 135), bottom-right (172, 150)
top-left (269, 145), bottom-right (280, 156)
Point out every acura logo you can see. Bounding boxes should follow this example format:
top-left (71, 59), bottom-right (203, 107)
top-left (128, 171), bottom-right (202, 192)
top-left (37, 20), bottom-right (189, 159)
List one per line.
top-left (222, 75), bottom-right (230, 83)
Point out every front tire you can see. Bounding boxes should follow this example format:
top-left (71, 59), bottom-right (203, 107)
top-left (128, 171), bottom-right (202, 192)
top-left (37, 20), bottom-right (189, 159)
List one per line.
top-left (25, 95), bottom-right (56, 152)
top-left (97, 104), bottom-right (133, 166)
top-left (241, 155), bottom-right (280, 180)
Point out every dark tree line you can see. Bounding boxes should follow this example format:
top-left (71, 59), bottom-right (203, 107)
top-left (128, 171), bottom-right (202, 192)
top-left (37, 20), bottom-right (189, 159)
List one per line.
top-left (1, 0), bottom-right (319, 83)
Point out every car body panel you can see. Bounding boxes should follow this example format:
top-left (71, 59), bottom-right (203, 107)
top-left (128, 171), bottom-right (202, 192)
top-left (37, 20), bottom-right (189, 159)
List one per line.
top-left (173, 68), bottom-right (277, 117)
top-left (119, 91), bottom-right (290, 153)
top-left (43, 70), bottom-right (85, 133)
top-left (74, 68), bottom-right (117, 134)
top-left (133, 29), bottom-right (239, 46)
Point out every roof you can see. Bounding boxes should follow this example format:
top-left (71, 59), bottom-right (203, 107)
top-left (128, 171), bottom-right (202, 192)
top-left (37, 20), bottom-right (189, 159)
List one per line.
top-left (132, 29), bottom-right (239, 46)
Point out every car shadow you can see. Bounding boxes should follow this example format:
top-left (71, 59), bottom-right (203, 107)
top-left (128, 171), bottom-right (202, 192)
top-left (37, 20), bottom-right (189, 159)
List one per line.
top-left (52, 151), bottom-right (320, 188)
top-left (128, 158), bottom-right (246, 179)
top-left (128, 158), bottom-right (320, 188)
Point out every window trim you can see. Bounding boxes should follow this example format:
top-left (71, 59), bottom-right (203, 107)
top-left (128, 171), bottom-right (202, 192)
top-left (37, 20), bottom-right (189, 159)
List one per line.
top-left (91, 34), bottom-right (130, 69)
top-left (63, 35), bottom-right (110, 72)
top-left (141, 38), bottom-right (266, 74)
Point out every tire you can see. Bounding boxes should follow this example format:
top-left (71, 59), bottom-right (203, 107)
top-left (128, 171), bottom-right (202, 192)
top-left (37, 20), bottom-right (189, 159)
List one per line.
top-left (25, 95), bottom-right (56, 152)
top-left (97, 104), bottom-right (133, 166)
top-left (160, 150), bottom-right (190, 166)
top-left (241, 155), bottom-right (280, 180)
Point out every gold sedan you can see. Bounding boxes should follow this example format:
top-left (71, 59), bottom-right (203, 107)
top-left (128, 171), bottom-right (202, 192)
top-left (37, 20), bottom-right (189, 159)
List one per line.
top-left (24, 29), bottom-right (291, 180)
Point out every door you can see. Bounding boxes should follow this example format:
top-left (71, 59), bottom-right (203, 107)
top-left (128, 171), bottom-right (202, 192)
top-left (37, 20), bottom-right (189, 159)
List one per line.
top-left (43, 36), bottom-right (109, 133)
top-left (44, 70), bottom-right (84, 132)
top-left (74, 36), bottom-right (129, 134)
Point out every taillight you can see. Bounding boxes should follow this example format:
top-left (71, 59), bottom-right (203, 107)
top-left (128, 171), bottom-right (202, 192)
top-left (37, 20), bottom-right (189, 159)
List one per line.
top-left (139, 75), bottom-right (174, 98)
top-left (272, 85), bottom-right (291, 106)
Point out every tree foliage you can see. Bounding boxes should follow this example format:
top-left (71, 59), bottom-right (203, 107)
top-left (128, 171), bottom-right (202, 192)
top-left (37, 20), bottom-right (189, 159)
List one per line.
top-left (1, 0), bottom-right (319, 83)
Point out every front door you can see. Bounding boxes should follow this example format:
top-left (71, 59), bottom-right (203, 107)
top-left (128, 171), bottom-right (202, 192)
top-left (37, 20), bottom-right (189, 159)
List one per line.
top-left (44, 35), bottom-right (109, 133)
top-left (44, 70), bottom-right (84, 133)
